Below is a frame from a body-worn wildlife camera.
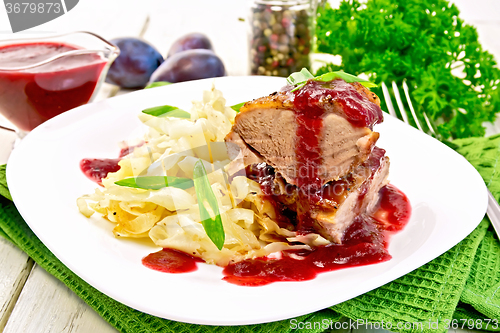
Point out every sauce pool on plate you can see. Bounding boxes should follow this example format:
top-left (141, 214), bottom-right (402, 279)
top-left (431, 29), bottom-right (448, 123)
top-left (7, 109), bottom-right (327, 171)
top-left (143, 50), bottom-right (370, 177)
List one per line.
top-left (79, 143), bottom-right (144, 184)
top-left (142, 248), bottom-right (204, 273)
top-left (80, 158), bottom-right (121, 185)
top-left (222, 183), bottom-right (410, 286)
top-left (141, 184), bottom-right (411, 286)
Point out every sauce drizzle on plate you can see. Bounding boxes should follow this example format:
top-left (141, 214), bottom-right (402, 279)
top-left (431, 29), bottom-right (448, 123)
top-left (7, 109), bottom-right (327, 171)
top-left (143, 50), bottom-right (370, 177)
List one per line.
top-left (142, 248), bottom-right (203, 274)
top-left (139, 184), bottom-right (411, 286)
top-left (222, 184), bottom-right (410, 286)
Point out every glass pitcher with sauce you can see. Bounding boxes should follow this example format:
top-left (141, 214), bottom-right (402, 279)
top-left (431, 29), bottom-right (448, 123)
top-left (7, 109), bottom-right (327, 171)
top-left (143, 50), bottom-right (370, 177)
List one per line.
top-left (0, 31), bottom-right (119, 137)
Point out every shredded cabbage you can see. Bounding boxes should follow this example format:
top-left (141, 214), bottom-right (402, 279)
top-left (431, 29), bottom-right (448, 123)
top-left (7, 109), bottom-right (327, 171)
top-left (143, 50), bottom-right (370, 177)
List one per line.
top-left (77, 83), bottom-right (325, 266)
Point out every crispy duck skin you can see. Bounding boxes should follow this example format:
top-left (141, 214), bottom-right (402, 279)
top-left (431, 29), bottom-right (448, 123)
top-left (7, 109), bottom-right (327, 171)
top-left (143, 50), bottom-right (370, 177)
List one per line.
top-left (230, 81), bottom-right (382, 185)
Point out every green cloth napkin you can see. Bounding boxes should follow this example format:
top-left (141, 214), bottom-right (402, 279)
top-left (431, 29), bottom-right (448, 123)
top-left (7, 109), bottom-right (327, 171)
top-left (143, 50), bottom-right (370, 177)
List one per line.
top-left (1, 134), bottom-right (500, 333)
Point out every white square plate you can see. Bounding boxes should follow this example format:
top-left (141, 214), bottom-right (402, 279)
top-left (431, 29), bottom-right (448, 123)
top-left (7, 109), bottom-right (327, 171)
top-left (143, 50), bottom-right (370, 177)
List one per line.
top-left (7, 76), bottom-right (487, 325)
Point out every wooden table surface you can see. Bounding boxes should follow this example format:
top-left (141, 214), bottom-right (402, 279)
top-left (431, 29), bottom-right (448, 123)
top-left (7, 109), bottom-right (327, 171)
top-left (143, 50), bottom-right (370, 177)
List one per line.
top-left (0, 1), bottom-right (499, 332)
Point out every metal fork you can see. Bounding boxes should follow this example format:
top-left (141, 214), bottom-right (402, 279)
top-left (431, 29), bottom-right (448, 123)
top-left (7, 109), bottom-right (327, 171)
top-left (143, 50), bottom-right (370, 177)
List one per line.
top-left (382, 80), bottom-right (500, 238)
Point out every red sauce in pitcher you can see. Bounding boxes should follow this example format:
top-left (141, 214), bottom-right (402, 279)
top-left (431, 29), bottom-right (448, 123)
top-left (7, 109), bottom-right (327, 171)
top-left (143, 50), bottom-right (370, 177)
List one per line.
top-left (0, 42), bottom-right (108, 132)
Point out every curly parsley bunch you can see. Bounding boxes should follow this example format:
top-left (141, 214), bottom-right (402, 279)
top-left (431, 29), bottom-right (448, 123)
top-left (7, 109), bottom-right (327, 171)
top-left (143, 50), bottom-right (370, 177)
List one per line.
top-left (316, 0), bottom-right (500, 139)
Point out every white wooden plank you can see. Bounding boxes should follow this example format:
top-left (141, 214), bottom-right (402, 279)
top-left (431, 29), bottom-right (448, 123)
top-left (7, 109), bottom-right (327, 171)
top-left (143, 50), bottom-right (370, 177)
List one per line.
top-left (3, 264), bottom-right (117, 333)
top-left (451, 0), bottom-right (500, 23)
top-left (0, 130), bottom-right (16, 165)
top-left (92, 82), bottom-right (120, 103)
top-left (473, 23), bottom-right (500, 63)
top-left (0, 0), bottom-right (149, 42)
top-left (0, 237), bottom-right (33, 331)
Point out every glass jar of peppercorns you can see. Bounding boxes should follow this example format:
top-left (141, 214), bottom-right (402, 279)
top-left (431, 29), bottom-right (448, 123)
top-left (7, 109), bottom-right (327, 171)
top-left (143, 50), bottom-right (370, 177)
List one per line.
top-left (248, 0), bottom-right (318, 77)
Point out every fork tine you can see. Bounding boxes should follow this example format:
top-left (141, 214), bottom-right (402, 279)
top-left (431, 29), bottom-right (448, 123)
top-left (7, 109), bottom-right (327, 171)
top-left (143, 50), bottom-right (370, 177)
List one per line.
top-left (402, 80), bottom-right (425, 132)
top-left (381, 82), bottom-right (397, 118)
top-left (391, 81), bottom-right (410, 125)
top-left (422, 112), bottom-right (438, 137)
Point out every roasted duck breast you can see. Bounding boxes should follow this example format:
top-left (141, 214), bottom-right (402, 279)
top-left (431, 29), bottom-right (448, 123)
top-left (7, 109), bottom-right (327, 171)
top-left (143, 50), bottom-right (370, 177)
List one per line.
top-left (226, 78), bottom-right (388, 243)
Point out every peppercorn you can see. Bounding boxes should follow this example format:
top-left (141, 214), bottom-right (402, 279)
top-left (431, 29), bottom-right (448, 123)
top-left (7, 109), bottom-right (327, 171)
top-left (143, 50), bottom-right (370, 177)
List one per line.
top-left (248, 0), bottom-right (314, 77)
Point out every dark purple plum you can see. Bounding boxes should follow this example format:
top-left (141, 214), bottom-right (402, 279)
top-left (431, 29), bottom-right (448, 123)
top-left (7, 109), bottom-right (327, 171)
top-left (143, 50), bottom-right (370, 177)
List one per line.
top-left (167, 33), bottom-right (213, 58)
top-left (106, 37), bottom-right (163, 88)
top-left (149, 49), bottom-right (226, 83)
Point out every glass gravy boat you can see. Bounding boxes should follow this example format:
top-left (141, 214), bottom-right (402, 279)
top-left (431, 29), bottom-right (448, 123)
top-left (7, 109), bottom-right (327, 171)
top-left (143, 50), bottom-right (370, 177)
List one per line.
top-left (0, 31), bottom-right (119, 136)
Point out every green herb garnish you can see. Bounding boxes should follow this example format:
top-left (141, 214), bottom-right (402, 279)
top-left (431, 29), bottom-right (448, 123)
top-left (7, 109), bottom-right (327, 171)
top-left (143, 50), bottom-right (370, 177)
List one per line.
top-left (286, 68), bottom-right (376, 92)
top-left (145, 81), bottom-right (172, 89)
top-left (315, 71), bottom-right (377, 88)
top-left (286, 67), bottom-right (315, 86)
top-left (316, 0), bottom-right (500, 139)
top-left (115, 176), bottom-right (193, 190)
top-left (193, 159), bottom-right (225, 250)
top-left (142, 105), bottom-right (191, 119)
top-left (230, 102), bottom-right (246, 112)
